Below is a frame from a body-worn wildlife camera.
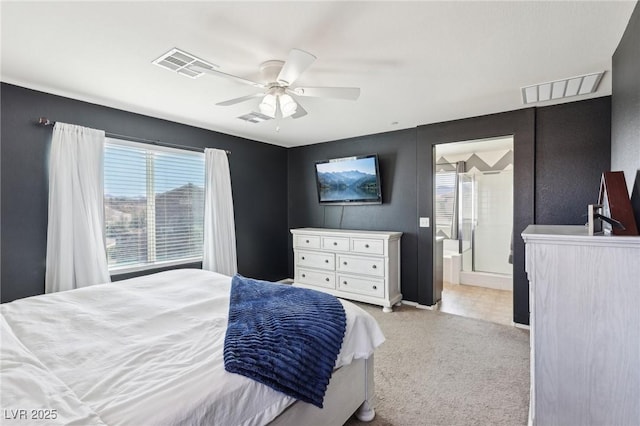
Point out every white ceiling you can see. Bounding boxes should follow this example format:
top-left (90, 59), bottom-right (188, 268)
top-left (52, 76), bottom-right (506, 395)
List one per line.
top-left (1, 1), bottom-right (636, 148)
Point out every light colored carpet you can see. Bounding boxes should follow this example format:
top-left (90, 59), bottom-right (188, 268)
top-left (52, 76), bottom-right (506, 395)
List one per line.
top-left (343, 302), bottom-right (530, 426)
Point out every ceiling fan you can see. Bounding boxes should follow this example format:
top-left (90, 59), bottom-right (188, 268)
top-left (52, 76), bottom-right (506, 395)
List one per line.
top-left (189, 49), bottom-right (361, 120)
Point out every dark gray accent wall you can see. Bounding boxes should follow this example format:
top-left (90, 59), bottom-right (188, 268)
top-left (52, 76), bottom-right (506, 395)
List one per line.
top-left (536, 97), bottom-right (612, 225)
top-left (417, 109), bottom-right (536, 325)
top-left (287, 110), bottom-right (536, 322)
top-left (1, 83), bottom-right (289, 303)
top-left (287, 129), bottom-right (419, 301)
top-left (289, 101), bottom-right (611, 326)
top-left (1, 82), bottom-right (615, 324)
top-left (612, 1), bottom-right (640, 228)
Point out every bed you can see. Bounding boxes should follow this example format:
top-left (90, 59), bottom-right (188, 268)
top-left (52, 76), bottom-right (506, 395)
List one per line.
top-left (0, 269), bottom-right (384, 425)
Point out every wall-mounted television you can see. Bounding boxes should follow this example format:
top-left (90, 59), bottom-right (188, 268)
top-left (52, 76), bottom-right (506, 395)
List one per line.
top-left (314, 154), bottom-right (382, 205)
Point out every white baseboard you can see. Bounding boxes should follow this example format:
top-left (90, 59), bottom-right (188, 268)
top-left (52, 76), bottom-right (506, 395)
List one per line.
top-left (459, 271), bottom-right (512, 291)
top-left (401, 300), bottom-right (438, 310)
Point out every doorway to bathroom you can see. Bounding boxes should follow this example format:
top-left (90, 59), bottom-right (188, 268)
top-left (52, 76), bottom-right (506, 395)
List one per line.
top-left (434, 136), bottom-right (514, 325)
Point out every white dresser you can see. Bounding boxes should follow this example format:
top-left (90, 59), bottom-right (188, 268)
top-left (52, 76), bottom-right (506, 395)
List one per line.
top-left (290, 228), bottom-right (402, 312)
top-left (522, 225), bottom-right (640, 426)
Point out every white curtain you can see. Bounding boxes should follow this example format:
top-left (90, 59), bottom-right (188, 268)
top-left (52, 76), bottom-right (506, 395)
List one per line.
top-left (203, 148), bottom-right (237, 275)
top-left (45, 123), bottom-right (111, 293)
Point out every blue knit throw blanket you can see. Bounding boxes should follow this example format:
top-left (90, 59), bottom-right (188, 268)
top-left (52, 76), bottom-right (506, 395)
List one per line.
top-left (223, 275), bottom-right (346, 408)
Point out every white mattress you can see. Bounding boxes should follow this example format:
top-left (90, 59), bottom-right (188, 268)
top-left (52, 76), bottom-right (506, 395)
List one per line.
top-left (0, 269), bottom-right (384, 426)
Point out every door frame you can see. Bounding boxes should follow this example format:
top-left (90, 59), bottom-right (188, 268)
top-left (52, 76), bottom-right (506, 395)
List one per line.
top-left (416, 109), bottom-right (535, 325)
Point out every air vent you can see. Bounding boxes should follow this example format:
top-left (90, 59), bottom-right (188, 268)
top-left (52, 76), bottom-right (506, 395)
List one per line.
top-left (521, 71), bottom-right (604, 104)
top-left (152, 48), bottom-right (217, 79)
top-left (237, 112), bottom-right (273, 123)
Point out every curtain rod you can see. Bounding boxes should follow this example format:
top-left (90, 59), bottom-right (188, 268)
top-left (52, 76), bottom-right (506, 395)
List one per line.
top-left (36, 118), bottom-right (231, 155)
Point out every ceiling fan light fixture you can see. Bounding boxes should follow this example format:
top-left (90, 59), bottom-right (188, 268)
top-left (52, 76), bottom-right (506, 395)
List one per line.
top-left (279, 94), bottom-right (298, 118)
top-left (259, 94), bottom-right (277, 118)
top-left (193, 47), bottom-right (359, 122)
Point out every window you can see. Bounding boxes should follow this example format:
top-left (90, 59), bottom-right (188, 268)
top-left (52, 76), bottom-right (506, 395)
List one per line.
top-left (435, 171), bottom-right (457, 238)
top-left (104, 138), bottom-right (205, 272)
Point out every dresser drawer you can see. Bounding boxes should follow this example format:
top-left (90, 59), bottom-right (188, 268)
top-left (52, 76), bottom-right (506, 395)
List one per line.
top-left (295, 235), bottom-right (321, 249)
top-left (337, 274), bottom-right (384, 297)
top-left (291, 228), bottom-right (402, 312)
top-left (336, 255), bottom-right (385, 277)
top-left (351, 238), bottom-right (385, 255)
top-left (298, 268), bottom-right (335, 289)
top-left (322, 236), bottom-right (350, 251)
top-left (296, 250), bottom-right (335, 270)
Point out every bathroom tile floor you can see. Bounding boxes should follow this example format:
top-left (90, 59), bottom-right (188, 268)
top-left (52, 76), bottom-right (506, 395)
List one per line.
top-left (438, 282), bottom-right (513, 326)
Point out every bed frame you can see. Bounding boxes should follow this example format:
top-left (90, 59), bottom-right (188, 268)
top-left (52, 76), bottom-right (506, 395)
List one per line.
top-left (1, 268), bottom-right (381, 425)
top-left (269, 355), bottom-right (376, 425)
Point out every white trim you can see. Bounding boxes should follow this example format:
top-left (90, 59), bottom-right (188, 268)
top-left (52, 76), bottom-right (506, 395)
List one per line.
top-left (109, 257), bottom-right (202, 275)
top-left (459, 271), bottom-right (512, 291)
top-left (514, 322), bottom-right (530, 330)
top-left (105, 137), bottom-right (204, 157)
top-left (400, 300), bottom-right (437, 310)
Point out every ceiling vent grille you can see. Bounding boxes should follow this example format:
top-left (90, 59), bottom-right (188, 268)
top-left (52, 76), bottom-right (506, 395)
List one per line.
top-left (237, 112), bottom-right (273, 123)
top-left (152, 48), bottom-right (217, 79)
top-left (521, 71), bottom-right (604, 104)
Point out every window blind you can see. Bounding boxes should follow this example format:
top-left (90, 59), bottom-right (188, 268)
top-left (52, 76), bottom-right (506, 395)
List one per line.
top-left (104, 139), bottom-right (205, 271)
top-left (435, 171), bottom-right (457, 238)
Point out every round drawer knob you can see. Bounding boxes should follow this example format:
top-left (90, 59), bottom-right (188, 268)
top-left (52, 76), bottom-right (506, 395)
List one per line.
top-left (325, 278), bottom-right (330, 282)
top-left (372, 285), bottom-right (377, 290)
top-left (365, 244), bottom-right (370, 248)
top-left (343, 261), bottom-right (348, 265)
top-left (325, 259), bottom-right (329, 263)
top-left (305, 239), bottom-right (310, 243)
top-left (302, 274), bottom-right (306, 278)
top-left (301, 256), bottom-right (305, 260)
top-left (372, 265), bottom-right (377, 269)
top-left (333, 242), bottom-right (337, 246)
top-left (343, 281), bottom-right (348, 285)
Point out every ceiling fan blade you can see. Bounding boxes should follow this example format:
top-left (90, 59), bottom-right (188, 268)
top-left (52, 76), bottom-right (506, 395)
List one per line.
top-left (276, 48), bottom-right (316, 86)
top-left (291, 102), bottom-right (308, 119)
top-left (215, 93), bottom-right (263, 107)
top-left (290, 86), bottom-right (360, 101)
top-left (190, 65), bottom-right (265, 88)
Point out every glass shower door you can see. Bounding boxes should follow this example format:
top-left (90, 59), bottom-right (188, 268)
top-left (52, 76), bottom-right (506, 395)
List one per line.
top-left (473, 170), bottom-right (513, 274)
top-left (458, 173), bottom-right (474, 272)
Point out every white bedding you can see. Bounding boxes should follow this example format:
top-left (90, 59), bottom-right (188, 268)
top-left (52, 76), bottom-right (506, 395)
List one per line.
top-left (0, 269), bottom-right (384, 426)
